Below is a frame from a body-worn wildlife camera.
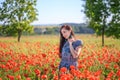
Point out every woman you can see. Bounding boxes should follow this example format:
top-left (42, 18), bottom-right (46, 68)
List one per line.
top-left (59, 25), bottom-right (83, 70)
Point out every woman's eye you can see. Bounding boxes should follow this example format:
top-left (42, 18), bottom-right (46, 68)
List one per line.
top-left (63, 31), bottom-right (66, 33)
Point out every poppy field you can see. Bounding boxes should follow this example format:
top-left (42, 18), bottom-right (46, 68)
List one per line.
top-left (0, 35), bottom-right (120, 80)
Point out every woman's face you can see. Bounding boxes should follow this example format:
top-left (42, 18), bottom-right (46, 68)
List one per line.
top-left (61, 28), bottom-right (71, 39)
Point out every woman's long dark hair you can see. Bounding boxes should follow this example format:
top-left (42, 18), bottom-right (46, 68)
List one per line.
top-left (59, 25), bottom-right (75, 58)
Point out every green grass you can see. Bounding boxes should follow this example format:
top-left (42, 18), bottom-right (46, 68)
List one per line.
top-left (0, 34), bottom-right (119, 48)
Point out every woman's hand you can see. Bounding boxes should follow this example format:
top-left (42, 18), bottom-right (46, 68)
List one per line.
top-left (68, 38), bottom-right (74, 45)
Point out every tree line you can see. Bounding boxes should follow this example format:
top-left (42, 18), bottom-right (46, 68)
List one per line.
top-left (33, 23), bottom-right (94, 35)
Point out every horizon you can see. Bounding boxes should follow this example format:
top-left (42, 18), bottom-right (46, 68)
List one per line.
top-left (31, 22), bottom-right (86, 25)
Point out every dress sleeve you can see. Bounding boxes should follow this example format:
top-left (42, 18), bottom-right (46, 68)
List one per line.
top-left (73, 40), bottom-right (83, 49)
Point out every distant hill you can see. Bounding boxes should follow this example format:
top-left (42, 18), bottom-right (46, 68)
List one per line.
top-left (59, 23), bottom-right (88, 27)
top-left (33, 23), bottom-right (95, 34)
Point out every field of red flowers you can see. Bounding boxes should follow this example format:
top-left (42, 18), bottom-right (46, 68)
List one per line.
top-left (0, 35), bottom-right (120, 80)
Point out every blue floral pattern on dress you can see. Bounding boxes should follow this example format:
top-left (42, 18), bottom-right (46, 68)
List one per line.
top-left (59, 40), bottom-right (83, 70)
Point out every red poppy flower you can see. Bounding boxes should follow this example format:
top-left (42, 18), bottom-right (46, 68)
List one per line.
top-left (60, 67), bottom-right (67, 73)
top-left (34, 69), bottom-right (41, 76)
top-left (70, 65), bottom-right (75, 70)
top-left (116, 69), bottom-right (120, 77)
top-left (41, 74), bottom-right (47, 79)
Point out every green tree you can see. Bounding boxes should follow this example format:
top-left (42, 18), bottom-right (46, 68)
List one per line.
top-left (0, 25), bottom-right (2, 36)
top-left (83, 0), bottom-right (120, 46)
top-left (106, 0), bottom-right (120, 39)
top-left (0, 0), bottom-right (38, 42)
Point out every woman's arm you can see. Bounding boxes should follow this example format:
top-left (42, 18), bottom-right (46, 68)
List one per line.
top-left (69, 43), bottom-right (82, 58)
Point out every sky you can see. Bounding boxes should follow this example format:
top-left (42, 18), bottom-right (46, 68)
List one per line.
top-left (31, 0), bottom-right (86, 25)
